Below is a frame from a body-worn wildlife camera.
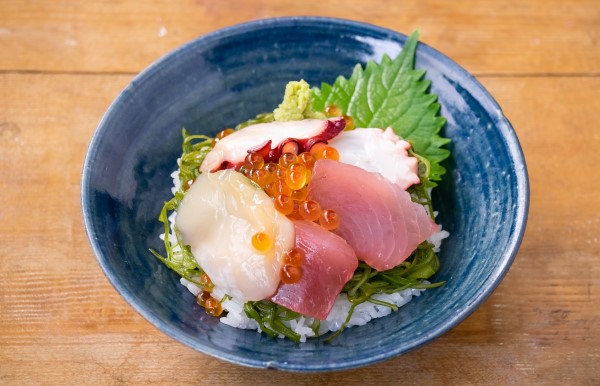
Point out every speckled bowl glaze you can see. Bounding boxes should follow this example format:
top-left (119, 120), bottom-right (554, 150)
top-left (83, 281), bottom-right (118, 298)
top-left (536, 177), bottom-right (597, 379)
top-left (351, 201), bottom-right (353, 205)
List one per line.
top-left (81, 17), bottom-right (529, 372)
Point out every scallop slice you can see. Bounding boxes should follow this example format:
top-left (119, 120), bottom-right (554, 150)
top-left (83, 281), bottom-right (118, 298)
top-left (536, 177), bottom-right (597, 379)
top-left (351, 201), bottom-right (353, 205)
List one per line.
top-left (176, 170), bottom-right (295, 301)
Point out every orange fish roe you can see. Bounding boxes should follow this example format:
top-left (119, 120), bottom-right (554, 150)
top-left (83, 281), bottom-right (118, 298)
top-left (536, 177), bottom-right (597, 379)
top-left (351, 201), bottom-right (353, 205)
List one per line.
top-left (271, 179), bottom-right (293, 197)
top-left (280, 263), bottom-right (303, 284)
top-left (285, 163), bottom-right (308, 190)
top-left (234, 143), bottom-right (349, 290)
top-left (246, 147), bottom-right (339, 226)
top-left (252, 232), bottom-right (273, 252)
top-left (273, 194), bottom-right (294, 215)
top-left (212, 128), bottom-right (235, 146)
top-left (199, 272), bottom-right (214, 292)
top-left (274, 164), bottom-right (287, 179)
top-left (297, 152), bottom-right (315, 169)
top-left (264, 162), bottom-right (278, 173)
top-left (324, 104), bottom-right (341, 117)
top-left (251, 168), bottom-right (273, 188)
top-left (319, 209), bottom-right (340, 230)
top-left (299, 200), bottom-right (322, 221)
top-left (244, 152), bottom-right (265, 170)
top-left (280, 247), bottom-right (305, 284)
top-left (204, 296), bottom-right (223, 317)
top-left (309, 142), bottom-right (327, 158)
top-left (284, 248), bottom-right (305, 266)
top-left (290, 185), bottom-right (308, 201)
top-left (196, 291), bottom-right (212, 307)
top-left (342, 115), bottom-right (355, 131)
top-left (278, 152), bottom-right (297, 167)
top-left (313, 145), bottom-right (339, 161)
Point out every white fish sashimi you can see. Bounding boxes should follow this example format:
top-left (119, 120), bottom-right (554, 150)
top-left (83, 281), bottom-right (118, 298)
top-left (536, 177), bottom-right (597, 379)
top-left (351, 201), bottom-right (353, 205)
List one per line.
top-left (175, 170), bottom-right (295, 301)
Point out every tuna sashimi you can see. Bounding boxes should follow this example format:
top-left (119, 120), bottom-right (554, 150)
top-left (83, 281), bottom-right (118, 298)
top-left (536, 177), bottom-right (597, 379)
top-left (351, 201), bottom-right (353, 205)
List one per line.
top-left (271, 220), bottom-right (358, 320)
top-left (308, 159), bottom-right (438, 271)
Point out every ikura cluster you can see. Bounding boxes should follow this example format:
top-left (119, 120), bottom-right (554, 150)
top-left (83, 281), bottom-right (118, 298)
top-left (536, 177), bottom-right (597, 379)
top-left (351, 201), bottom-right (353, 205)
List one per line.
top-left (240, 144), bottom-right (341, 231)
top-left (240, 143), bottom-right (341, 287)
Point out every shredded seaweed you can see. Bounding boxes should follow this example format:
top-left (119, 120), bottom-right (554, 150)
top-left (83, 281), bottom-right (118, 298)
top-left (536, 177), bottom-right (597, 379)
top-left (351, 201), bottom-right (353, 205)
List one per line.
top-left (149, 129), bottom-right (213, 285)
top-left (243, 301), bottom-right (303, 342)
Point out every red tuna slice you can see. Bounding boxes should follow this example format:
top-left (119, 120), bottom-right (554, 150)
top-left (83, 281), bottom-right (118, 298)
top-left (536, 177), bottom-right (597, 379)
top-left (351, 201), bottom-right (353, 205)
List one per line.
top-left (200, 118), bottom-right (345, 172)
top-left (308, 159), bottom-right (438, 271)
top-left (271, 220), bottom-right (358, 320)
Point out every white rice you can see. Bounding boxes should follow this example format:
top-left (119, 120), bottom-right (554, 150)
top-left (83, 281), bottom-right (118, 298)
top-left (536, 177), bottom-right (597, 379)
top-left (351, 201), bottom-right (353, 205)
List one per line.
top-left (165, 163), bottom-right (449, 342)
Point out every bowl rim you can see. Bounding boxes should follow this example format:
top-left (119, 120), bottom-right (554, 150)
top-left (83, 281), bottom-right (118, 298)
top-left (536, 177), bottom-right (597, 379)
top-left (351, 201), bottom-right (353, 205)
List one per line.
top-left (81, 15), bottom-right (530, 372)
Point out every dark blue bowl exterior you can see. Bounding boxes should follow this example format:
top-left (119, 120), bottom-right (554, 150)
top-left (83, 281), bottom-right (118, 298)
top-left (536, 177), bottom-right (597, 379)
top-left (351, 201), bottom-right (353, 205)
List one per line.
top-left (81, 17), bottom-right (529, 372)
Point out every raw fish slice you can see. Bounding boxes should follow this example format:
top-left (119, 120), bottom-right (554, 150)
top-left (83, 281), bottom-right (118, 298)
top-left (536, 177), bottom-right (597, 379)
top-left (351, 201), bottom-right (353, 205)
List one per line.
top-left (308, 159), bottom-right (438, 271)
top-left (271, 220), bottom-right (358, 320)
top-left (176, 170), bottom-right (295, 302)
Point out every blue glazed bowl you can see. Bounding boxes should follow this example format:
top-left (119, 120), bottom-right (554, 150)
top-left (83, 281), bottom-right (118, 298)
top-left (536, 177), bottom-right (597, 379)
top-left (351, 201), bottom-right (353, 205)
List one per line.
top-left (82, 17), bottom-right (529, 372)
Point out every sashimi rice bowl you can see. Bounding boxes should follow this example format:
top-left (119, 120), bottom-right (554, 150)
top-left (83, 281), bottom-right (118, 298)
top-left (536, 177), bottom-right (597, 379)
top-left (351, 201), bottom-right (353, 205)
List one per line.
top-left (82, 17), bottom-right (528, 371)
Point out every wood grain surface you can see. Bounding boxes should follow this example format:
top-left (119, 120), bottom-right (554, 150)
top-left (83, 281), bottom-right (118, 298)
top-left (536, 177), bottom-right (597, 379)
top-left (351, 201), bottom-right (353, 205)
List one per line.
top-left (1, 1), bottom-right (598, 385)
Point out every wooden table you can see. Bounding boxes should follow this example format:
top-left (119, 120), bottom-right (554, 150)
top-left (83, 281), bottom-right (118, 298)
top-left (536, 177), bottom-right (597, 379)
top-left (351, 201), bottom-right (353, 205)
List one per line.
top-left (1, 1), bottom-right (598, 384)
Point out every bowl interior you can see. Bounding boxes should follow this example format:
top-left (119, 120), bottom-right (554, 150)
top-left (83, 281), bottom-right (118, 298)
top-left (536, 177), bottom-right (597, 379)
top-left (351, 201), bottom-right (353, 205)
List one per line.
top-left (82, 17), bottom-right (528, 372)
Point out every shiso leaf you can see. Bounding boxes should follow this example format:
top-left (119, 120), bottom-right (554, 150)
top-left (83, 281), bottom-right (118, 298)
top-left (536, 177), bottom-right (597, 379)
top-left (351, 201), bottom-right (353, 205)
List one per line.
top-left (311, 31), bottom-right (450, 185)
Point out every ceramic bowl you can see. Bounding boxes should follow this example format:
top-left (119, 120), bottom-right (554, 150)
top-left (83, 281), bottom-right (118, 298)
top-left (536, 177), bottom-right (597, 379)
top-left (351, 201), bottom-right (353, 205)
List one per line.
top-left (81, 17), bottom-right (529, 372)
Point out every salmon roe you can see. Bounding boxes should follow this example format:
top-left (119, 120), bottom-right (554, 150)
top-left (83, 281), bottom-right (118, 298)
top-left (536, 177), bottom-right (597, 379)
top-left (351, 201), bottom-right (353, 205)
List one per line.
top-left (273, 194), bottom-right (294, 215)
top-left (278, 152), bottom-right (297, 167)
top-left (299, 200), bottom-right (322, 221)
top-left (342, 115), bottom-right (355, 131)
top-left (309, 142), bottom-right (327, 158)
top-left (204, 296), bottom-right (223, 317)
top-left (284, 248), bottom-right (305, 266)
top-left (319, 209), bottom-right (340, 230)
top-left (285, 163), bottom-right (308, 190)
top-left (290, 186), bottom-right (308, 201)
top-left (199, 272), bottom-right (214, 292)
top-left (245, 152), bottom-right (265, 170)
top-left (324, 104), bottom-right (341, 117)
top-left (280, 264), bottom-right (303, 284)
top-left (251, 168), bottom-right (273, 188)
top-left (298, 152), bottom-right (315, 169)
top-left (313, 145), bottom-right (339, 161)
top-left (252, 232), bottom-right (272, 252)
top-left (196, 291), bottom-right (212, 307)
top-left (212, 128), bottom-right (235, 146)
